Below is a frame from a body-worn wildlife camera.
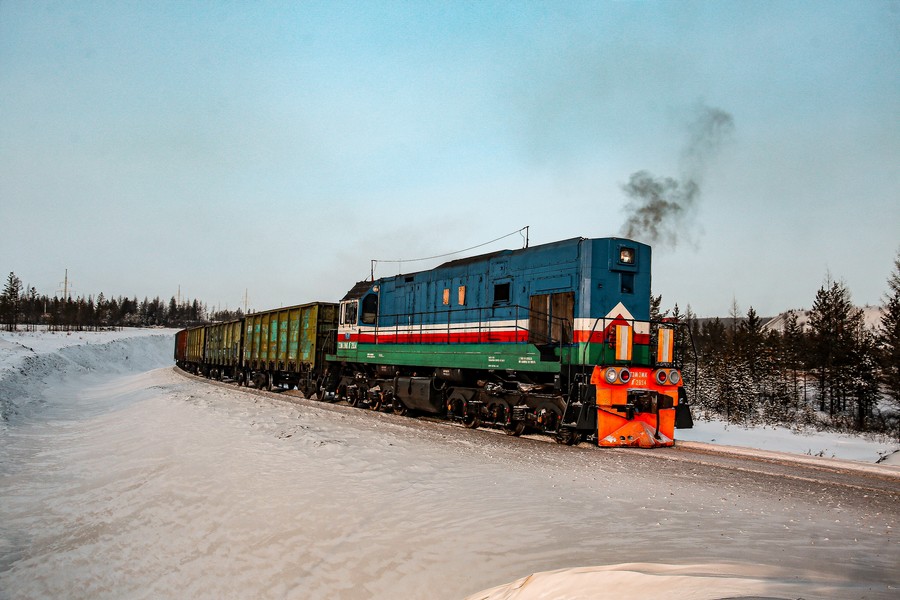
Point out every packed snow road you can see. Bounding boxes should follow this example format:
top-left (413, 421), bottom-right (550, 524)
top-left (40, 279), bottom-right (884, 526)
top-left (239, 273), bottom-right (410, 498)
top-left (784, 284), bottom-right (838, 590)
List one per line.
top-left (0, 331), bottom-right (897, 599)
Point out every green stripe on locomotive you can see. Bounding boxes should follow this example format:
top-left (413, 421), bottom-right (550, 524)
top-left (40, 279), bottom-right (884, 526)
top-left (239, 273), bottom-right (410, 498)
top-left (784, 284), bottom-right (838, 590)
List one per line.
top-left (337, 339), bottom-right (650, 371)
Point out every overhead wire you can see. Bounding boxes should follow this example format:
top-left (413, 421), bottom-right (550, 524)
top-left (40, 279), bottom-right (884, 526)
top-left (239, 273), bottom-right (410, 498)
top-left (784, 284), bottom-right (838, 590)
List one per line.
top-left (370, 226), bottom-right (529, 279)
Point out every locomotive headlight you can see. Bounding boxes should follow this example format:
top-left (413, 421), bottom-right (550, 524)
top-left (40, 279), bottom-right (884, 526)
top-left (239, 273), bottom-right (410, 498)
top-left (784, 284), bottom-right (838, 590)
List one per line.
top-left (654, 369), bottom-right (668, 385)
top-left (604, 367), bottom-right (618, 384)
top-left (604, 367), bottom-right (631, 384)
top-left (668, 370), bottom-right (681, 385)
top-left (619, 247), bottom-right (635, 264)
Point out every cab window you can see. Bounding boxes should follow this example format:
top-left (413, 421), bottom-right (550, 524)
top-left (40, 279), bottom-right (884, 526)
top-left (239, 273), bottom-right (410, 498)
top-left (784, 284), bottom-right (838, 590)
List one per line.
top-left (341, 301), bottom-right (358, 325)
top-left (361, 294), bottom-right (378, 324)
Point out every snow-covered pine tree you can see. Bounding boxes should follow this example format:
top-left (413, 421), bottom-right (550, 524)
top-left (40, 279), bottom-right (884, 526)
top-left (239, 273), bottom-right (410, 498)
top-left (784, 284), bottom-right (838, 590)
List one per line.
top-left (780, 310), bottom-right (808, 423)
top-left (807, 276), bottom-right (866, 425)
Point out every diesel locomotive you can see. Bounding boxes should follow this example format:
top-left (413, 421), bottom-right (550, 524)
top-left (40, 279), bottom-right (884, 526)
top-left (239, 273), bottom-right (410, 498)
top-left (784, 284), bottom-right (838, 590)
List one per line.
top-left (175, 236), bottom-right (692, 448)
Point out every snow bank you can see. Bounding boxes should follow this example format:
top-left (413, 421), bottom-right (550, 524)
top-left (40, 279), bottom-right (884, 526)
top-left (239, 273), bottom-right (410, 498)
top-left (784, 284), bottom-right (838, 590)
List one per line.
top-left (0, 328), bottom-right (176, 424)
top-left (467, 562), bottom-right (868, 600)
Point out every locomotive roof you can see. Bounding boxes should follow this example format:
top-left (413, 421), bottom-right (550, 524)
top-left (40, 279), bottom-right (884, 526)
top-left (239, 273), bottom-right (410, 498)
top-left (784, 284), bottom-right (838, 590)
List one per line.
top-left (341, 280), bottom-right (375, 301)
top-left (435, 248), bottom-right (510, 269)
top-left (434, 236), bottom-right (594, 269)
top-left (341, 237), bottom-right (641, 301)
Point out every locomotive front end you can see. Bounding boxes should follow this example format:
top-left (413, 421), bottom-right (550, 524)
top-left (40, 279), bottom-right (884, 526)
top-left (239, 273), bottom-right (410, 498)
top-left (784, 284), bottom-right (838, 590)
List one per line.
top-left (565, 239), bottom-right (689, 448)
top-left (589, 350), bottom-right (682, 448)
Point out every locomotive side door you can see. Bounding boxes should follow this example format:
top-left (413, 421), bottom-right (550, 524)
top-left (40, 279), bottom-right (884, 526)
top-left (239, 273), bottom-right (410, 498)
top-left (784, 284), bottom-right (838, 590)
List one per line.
top-left (528, 291), bottom-right (574, 345)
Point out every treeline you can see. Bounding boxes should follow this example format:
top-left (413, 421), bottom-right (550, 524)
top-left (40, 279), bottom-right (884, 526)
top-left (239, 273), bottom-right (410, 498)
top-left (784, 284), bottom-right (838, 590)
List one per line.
top-left (0, 272), bottom-right (242, 331)
top-left (669, 252), bottom-right (900, 438)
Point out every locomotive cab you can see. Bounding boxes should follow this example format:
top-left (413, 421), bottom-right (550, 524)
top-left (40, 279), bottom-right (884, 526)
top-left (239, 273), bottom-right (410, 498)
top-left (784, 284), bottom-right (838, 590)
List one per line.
top-left (337, 280), bottom-right (379, 353)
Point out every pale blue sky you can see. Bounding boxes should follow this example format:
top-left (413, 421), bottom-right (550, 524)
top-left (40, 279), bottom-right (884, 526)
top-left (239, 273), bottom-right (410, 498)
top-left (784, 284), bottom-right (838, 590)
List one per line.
top-left (2, 0), bottom-right (898, 317)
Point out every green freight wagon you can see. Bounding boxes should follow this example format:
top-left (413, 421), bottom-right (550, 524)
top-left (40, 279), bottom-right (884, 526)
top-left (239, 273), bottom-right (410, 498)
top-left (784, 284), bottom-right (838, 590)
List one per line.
top-left (239, 302), bottom-right (338, 394)
top-left (205, 319), bottom-right (243, 380)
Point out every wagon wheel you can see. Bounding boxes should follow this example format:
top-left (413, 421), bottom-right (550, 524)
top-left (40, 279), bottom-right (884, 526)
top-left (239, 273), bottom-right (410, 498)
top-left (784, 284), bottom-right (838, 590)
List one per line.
top-left (253, 372), bottom-right (267, 389)
top-left (341, 385), bottom-right (358, 407)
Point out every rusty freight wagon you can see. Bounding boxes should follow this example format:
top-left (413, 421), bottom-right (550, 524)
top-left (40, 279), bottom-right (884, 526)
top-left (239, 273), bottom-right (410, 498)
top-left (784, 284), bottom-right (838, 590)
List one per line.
top-left (237, 302), bottom-right (338, 395)
top-left (204, 319), bottom-right (243, 380)
top-left (174, 325), bottom-right (207, 374)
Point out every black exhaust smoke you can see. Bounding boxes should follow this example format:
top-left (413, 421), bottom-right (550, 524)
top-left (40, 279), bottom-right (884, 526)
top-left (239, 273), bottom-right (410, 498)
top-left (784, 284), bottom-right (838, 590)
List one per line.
top-left (620, 104), bottom-right (734, 248)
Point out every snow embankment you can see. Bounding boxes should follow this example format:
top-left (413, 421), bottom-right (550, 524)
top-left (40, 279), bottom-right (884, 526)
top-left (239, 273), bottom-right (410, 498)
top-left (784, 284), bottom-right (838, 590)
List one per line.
top-left (0, 328), bottom-right (177, 424)
top-left (467, 562), bottom-right (865, 600)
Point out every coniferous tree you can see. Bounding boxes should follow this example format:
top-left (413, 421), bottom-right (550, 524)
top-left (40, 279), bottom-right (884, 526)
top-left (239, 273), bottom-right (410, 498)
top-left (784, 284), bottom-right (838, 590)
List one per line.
top-left (780, 310), bottom-right (808, 422)
top-left (879, 251), bottom-right (900, 437)
top-left (807, 276), bottom-right (869, 427)
top-left (650, 293), bottom-right (667, 321)
top-left (850, 324), bottom-right (880, 431)
top-left (1, 272), bottom-right (23, 331)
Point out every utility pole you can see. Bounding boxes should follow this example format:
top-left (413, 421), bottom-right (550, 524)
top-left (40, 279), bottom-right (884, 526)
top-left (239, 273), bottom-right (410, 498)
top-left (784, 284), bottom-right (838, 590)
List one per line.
top-left (243, 288), bottom-right (249, 314)
top-left (57, 269), bottom-right (73, 300)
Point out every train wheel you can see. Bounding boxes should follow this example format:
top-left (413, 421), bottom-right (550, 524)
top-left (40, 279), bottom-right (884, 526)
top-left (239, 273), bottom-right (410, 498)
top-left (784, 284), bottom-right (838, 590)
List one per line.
top-left (253, 372), bottom-right (267, 389)
top-left (393, 401), bottom-right (409, 416)
top-left (537, 405), bottom-right (562, 433)
top-left (463, 413), bottom-right (480, 429)
top-left (344, 386), bottom-right (360, 407)
top-left (487, 401), bottom-right (509, 426)
top-left (505, 422), bottom-right (526, 437)
top-left (556, 428), bottom-right (578, 445)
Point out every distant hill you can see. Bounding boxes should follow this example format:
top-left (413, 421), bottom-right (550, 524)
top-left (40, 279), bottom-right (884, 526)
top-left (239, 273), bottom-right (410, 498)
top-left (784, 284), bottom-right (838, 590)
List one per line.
top-left (763, 306), bottom-right (885, 333)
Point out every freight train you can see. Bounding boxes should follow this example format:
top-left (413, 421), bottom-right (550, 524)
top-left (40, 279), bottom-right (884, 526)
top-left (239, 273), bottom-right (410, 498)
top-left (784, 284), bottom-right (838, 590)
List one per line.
top-left (174, 236), bottom-right (693, 448)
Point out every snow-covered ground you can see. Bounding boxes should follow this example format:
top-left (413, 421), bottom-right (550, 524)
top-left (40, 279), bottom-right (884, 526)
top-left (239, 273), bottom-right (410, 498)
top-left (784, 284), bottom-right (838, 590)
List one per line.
top-left (678, 414), bottom-right (900, 465)
top-left (1, 328), bottom-right (897, 599)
